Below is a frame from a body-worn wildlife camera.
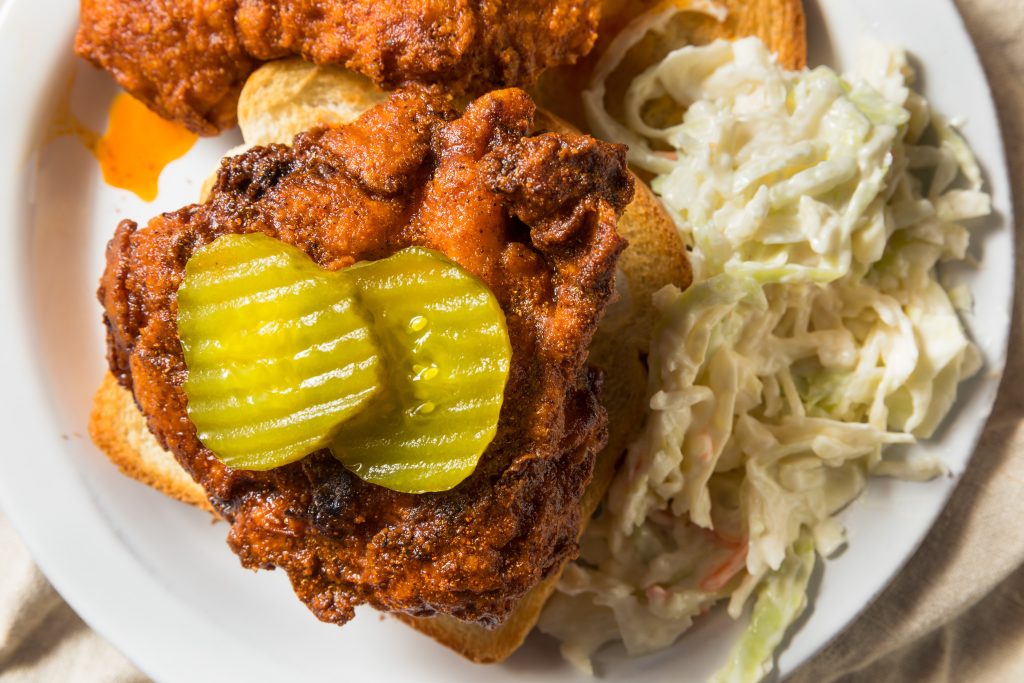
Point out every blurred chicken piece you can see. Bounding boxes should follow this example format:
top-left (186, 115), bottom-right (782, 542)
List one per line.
top-left (75, 0), bottom-right (601, 135)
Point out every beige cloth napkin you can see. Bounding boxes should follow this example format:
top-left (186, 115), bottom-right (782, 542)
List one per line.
top-left (2, 0), bottom-right (1022, 681)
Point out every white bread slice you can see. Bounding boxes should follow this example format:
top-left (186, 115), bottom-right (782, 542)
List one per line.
top-left (90, 372), bottom-right (213, 514)
top-left (237, 60), bottom-right (387, 147)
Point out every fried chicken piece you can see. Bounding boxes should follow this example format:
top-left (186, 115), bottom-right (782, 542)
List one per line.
top-left (99, 87), bottom-right (631, 626)
top-left (75, 0), bottom-right (601, 135)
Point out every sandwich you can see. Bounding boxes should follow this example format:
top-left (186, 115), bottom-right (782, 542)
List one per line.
top-left (91, 76), bottom-right (689, 662)
top-left (83, 0), bottom-right (805, 665)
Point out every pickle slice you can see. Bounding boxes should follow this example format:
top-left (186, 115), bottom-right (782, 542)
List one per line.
top-left (330, 247), bottom-right (512, 493)
top-left (178, 233), bottom-right (383, 470)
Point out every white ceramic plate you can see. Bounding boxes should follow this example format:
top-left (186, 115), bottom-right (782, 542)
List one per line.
top-left (0, 0), bottom-right (1012, 681)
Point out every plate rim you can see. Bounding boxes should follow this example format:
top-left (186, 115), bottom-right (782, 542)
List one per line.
top-left (0, 0), bottom-right (1014, 681)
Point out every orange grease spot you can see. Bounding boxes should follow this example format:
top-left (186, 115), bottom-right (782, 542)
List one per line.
top-left (94, 93), bottom-right (197, 201)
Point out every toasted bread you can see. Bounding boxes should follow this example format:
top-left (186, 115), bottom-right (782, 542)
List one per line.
top-left (90, 372), bottom-right (213, 514)
top-left (89, 0), bottom-right (805, 663)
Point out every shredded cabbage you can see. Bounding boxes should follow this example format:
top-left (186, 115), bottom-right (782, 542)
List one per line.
top-left (538, 28), bottom-right (988, 682)
top-left (712, 533), bottom-right (815, 683)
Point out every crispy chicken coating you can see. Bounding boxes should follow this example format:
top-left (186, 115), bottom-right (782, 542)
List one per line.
top-left (98, 88), bottom-right (631, 626)
top-left (75, 0), bottom-right (600, 134)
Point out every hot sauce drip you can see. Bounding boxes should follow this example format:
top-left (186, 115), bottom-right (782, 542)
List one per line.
top-left (94, 93), bottom-right (197, 201)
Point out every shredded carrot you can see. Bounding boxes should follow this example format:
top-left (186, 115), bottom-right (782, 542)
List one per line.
top-left (700, 543), bottom-right (748, 593)
top-left (701, 526), bottom-right (745, 549)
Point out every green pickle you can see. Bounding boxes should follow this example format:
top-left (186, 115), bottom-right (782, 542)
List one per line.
top-left (177, 235), bottom-right (511, 493)
top-left (331, 248), bottom-right (512, 493)
top-left (177, 234), bottom-right (383, 470)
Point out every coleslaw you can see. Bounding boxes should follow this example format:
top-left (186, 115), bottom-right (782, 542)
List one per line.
top-left (538, 23), bottom-right (989, 683)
